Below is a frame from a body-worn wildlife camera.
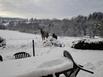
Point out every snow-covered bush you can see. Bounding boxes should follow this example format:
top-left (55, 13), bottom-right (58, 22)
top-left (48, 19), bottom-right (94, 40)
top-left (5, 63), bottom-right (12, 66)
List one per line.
top-left (0, 36), bottom-right (6, 48)
top-left (43, 36), bottom-right (63, 47)
top-left (71, 39), bottom-right (103, 50)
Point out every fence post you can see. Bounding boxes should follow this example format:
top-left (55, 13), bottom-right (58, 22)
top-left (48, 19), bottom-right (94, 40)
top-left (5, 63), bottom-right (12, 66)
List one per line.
top-left (32, 40), bottom-right (35, 56)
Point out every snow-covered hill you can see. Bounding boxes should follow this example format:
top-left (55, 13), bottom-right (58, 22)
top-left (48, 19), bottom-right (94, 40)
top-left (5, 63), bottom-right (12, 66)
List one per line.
top-left (0, 30), bottom-right (103, 77)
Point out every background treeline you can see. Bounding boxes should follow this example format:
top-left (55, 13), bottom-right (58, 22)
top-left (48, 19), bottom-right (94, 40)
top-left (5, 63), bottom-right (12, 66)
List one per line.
top-left (0, 12), bottom-right (103, 37)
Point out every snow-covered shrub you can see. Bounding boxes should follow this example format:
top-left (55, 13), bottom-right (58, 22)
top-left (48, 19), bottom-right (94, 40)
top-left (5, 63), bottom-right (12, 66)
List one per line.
top-left (0, 36), bottom-right (6, 48)
top-left (71, 39), bottom-right (103, 50)
top-left (43, 36), bottom-right (63, 47)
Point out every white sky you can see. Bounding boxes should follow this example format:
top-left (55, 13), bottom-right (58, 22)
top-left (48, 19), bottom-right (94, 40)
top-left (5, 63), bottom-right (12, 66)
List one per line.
top-left (0, 0), bottom-right (103, 19)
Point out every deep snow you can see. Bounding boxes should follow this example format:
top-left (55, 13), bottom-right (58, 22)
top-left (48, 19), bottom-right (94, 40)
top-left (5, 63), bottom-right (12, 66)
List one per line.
top-left (0, 30), bottom-right (103, 77)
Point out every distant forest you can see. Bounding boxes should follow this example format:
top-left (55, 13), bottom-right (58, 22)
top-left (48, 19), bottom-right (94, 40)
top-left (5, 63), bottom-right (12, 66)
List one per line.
top-left (0, 12), bottom-right (103, 37)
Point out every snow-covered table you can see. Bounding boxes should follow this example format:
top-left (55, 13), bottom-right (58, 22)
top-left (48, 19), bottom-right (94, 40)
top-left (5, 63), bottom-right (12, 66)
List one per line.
top-left (0, 56), bottom-right (73, 77)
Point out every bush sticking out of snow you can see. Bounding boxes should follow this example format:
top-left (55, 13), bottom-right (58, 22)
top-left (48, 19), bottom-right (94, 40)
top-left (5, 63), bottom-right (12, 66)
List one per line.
top-left (0, 36), bottom-right (6, 48)
top-left (43, 36), bottom-right (63, 47)
top-left (71, 39), bottom-right (103, 50)
top-left (0, 55), bottom-right (3, 61)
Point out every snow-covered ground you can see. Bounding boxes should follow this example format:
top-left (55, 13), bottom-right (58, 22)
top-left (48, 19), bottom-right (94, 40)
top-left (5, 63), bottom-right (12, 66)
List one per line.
top-left (0, 30), bottom-right (103, 77)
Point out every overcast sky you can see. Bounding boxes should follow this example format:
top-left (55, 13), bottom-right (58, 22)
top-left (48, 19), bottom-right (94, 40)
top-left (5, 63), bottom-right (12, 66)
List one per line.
top-left (0, 0), bottom-right (103, 19)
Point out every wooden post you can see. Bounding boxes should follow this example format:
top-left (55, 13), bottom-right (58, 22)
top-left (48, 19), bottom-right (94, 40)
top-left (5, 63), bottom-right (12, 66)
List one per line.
top-left (32, 40), bottom-right (35, 56)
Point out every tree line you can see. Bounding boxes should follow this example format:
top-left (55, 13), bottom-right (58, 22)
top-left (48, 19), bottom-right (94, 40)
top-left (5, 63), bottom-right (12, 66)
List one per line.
top-left (0, 12), bottom-right (103, 37)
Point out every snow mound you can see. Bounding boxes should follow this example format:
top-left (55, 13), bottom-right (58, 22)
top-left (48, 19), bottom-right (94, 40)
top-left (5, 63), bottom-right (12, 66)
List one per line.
top-left (0, 56), bottom-right (73, 77)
